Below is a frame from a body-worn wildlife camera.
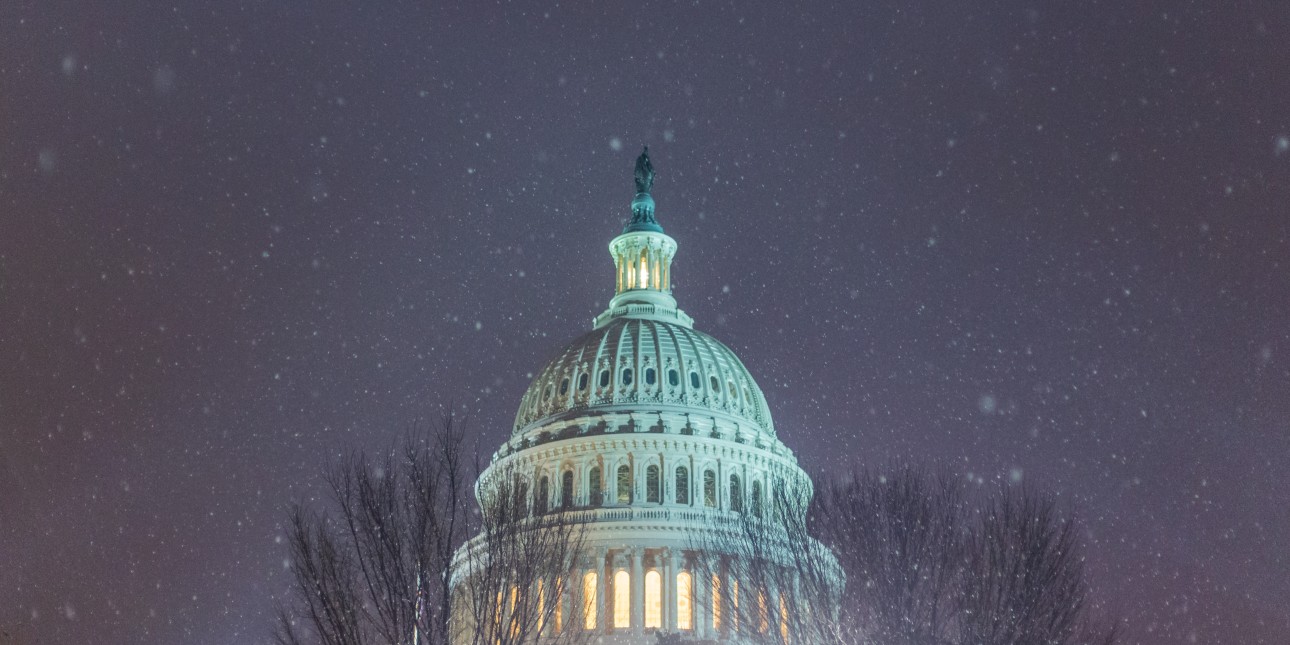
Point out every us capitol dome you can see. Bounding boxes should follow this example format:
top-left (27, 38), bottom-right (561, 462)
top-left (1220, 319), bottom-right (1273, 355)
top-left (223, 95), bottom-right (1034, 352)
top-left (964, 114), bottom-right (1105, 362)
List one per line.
top-left (451, 148), bottom-right (834, 643)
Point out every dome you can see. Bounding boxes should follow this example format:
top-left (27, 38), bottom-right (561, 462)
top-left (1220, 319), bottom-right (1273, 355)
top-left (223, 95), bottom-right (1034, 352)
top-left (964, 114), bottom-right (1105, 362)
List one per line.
top-left (512, 317), bottom-right (775, 436)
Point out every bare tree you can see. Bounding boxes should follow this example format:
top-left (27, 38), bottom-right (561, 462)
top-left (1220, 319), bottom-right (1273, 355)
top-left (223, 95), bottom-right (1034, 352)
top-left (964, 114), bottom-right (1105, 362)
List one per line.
top-left (277, 413), bottom-right (592, 645)
top-left (702, 466), bottom-right (1118, 645)
top-left (814, 467), bottom-right (965, 645)
top-left (450, 466), bottom-right (589, 645)
top-left (276, 414), bottom-right (470, 645)
top-left (693, 476), bottom-right (846, 645)
top-left (955, 486), bottom-right (1118, 645)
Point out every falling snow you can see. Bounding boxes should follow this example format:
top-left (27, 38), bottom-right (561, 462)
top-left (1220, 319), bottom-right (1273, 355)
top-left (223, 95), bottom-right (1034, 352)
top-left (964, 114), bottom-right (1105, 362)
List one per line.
top-left (2, 3), bottom-right (1288, 645)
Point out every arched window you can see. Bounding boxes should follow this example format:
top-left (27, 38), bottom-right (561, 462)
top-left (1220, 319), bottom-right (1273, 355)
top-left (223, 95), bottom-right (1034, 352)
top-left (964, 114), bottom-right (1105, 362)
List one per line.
top-left (600, 370), bottom-right (610, 388)
top-left (710, 375), bottom-right (720, 393)
top-left (645, 367), bottom-right (656, 385)
top-left (554, 576), bottom-right (564, 633)
top-left (728, 380), bottom-right (736, 397)
top-left (617, 465), bottom-right (632, 504)
top-left (690, 372), bottom-right (701, 389)
top-left (779, 593), bottom-right (790, 641)
top-left (751, 480), bottom-right (763, 518)
top-left (758, 588), bottom-right (769, 633)
top-left (614, 571), bottom-right (631, 628)
top-left (622, 368), bottom-right (633, 386)
top-left (536, 579), bottom-right (547, 634)
top-left (588, 466), bottom-right (602, 506)
top-left (535, 476), bottom-right (549, 515)
top-left (561, 470), bottom-right (574, 509)
top-left (676, 571), bottom-right (693, 630)
top-left (578, 372), bottom-right (589, 391)
top-left (515, 480), bottom-right (529, 519)
top-left (711, 574), bottom-right (722, 631)
top-left (730, 578), bottom-right (740, 631)
top-left (703, 469), bottom-right (717, 508)
top-left (544, 386), bottom-right (552, 401)
top-left (730, 474), bottom-right (743, 513)
top-left (560, 377), bottom-right (569, 395)
top-left (645, 570), bottom-right (662, 629)
top-left (668, 369), bottom-right (680, 387)
top-left (583, 571), bottom-right (598, 630)
top-left (646, 465), bottom-right (661, 503)
top-left (675, 466), bottom-right (690, 505)
top-left (639, 250), bottom-right (650, 289)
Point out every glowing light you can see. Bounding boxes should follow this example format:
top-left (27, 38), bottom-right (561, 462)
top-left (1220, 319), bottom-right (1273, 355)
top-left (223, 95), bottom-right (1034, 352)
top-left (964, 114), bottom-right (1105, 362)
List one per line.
top-left (614, 570), bottom-right (631, 628)
top-left (583, 572), bottom-right (598, 630)
top-left (677, 571), bottom-right (693, 630)
top-left (645, 570), bottom-right (662, 628)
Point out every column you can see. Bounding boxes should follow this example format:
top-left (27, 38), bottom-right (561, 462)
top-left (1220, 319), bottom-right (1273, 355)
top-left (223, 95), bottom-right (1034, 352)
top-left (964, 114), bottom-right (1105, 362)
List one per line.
top-left (631, 548), bottom-right (645, 634)
top-left (596, 549), bottom-right (608, 633)
top-left (694, 555), bottom-right (710, 639)
top-left (666, 549), bottom-right (680, 632)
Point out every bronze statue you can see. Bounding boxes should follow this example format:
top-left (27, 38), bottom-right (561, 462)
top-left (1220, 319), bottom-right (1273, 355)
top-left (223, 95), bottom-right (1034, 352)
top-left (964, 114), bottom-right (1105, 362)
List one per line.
top-left (634, 146), bottom-right (654, 194)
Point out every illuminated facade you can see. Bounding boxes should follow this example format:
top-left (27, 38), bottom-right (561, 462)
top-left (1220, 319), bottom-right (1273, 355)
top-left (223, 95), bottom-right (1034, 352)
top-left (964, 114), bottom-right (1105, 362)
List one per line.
top-left (452, 149), bottom-right (829, 642)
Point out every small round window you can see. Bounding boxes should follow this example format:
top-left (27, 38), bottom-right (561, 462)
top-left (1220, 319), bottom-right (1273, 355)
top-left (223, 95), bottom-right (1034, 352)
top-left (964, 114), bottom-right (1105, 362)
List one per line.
top-left (622, 368), bottom-right (633, 386)
top-left (645, 368), bottom-right (656, 385)
top-left (710, 375), bottom-right (720, 392)
top-left (599, 370), bottom-right (610, 388)
top-left (578, 373), bottom-right (589, 391)
top-left (690, 372), bottom-right (700, 389)
top-left (560, 378), bottom-right (569, 395)
top-left (668, 369), bottom-right (680, 387)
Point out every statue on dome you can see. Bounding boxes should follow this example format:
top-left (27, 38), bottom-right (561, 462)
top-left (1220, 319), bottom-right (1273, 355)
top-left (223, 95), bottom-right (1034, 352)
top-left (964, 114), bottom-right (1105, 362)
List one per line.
top-left (634, 146), bottom-right (654, 194)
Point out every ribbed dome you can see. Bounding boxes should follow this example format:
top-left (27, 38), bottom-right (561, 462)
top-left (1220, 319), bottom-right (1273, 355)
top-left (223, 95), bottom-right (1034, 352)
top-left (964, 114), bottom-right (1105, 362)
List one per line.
top-left (512, 317), bottom-right (774, 436)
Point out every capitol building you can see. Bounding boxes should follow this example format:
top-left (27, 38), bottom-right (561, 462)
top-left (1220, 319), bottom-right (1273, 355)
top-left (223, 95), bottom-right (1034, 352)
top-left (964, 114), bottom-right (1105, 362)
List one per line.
top-left (451, 149), bottom-right (836, 643)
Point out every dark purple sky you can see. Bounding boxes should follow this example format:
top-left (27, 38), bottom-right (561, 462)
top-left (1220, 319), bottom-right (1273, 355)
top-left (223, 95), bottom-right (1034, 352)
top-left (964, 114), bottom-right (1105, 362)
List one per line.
top-left (2, 2), bottom-right (1288, 643)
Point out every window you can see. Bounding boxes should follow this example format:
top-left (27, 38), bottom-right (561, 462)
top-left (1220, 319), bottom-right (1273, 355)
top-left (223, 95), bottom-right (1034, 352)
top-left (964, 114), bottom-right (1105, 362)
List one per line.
top-left (554, 576), bottom-right (564, 633)
top-left (645, 570), bottom-right (662, 629)
top-left (751, 481), bottom-right (763, 518)
top-left (578, 372), bottom-right (589, 391)
top-left (668, 369), bottom-right (680, 387)
top-left (588, 466), bottom-right (602, 506)
top-left (758, 588), bottom-right (769, 633)
top-left (535, 477), bottom-right (549, 515)
top-left (515, 481), bottom-right (529, 520)
top-left (560, 377), bottom-right (569, 395)
top-left (617, 465), bottom-right (632, 504)
top-left (676, 571), bottom-right (693, 630)
top-left (675, 466), bottom-right (690, 505)
top-left (536, 579), bottom-right (546, 634)
top-left (561, 470), bottom-right (574, 509)
top-left (614, 571), bottom-right (631, 628)
top-left (583, 572), bottom-right (598, 630)
top-left (600, 370), bottom-right (610, 388)
top-left (703, 469), bottom-right (717, 508)
top-left (645, 367), bottom-right (656, 385)
top-left (690, 372), bottom-right (700, 389)
top-left (728, 380), bottom-right (736, 397)
top-left (710, 375), bottom-right (720, 393)
top-left (730, 578), bottom-right (740, 631)
top-left (779, 593), bottom-right (790, 641)
top-left (622, 368), bottom-right (633, 386)
top-left (544, 386), bottom-right (552, 401)
top-left (730, 475), bottom-right (743, 513)
top-left (646, 465), bottom-right (661, 503)
top-left (711, 574), bottom-right (722, 631)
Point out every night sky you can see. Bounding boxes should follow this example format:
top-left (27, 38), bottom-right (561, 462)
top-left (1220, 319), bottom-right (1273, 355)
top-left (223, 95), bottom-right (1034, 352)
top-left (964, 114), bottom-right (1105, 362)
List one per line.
top-left (2, 2), bottom-right (1288, 643)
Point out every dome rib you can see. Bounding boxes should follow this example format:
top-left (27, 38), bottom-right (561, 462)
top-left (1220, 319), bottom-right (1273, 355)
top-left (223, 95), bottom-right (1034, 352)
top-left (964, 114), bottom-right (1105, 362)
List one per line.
top-left (512, 318), bottom-right (774, 437)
